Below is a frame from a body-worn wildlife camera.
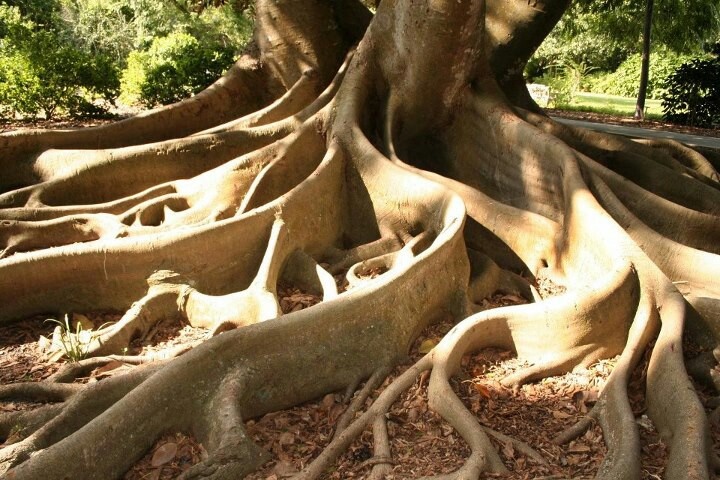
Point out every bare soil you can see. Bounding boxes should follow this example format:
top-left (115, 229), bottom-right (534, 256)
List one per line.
top-left (0, 118), bottom-right (118, 134)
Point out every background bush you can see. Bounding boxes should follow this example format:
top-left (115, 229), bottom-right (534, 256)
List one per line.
top-left (662, 46), bottom-right (720, 127)
top-left (588, 50), bottom-right (695, 99)
top-left (0, 0), bottom-right (253, 119)
top-left (0, 5), bottom-right (119, 119)
top-left (120, 32), bottom-right (236, 106)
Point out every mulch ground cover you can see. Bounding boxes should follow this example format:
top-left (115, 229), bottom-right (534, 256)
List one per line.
top-left (4, 280), bottom-right (711, 479)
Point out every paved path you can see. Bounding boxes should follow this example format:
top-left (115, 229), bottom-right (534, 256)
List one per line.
top-left (553, 117), bottom-right (720, 149)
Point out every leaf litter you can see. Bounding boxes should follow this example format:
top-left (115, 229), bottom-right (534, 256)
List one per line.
top-left (0, 282), bottom-right (716, 478)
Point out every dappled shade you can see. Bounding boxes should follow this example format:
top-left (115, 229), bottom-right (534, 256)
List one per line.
top-left (1, 0), bottom-right (720, 479)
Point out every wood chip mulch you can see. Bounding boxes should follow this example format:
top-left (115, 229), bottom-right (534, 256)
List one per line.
top-left (0, 281), bottom-right (714, 479)
top-left (126, 316), bottom-right (207, 357)
top-left (0, 315), bottom-right (60, 384)
top-left (278, 284), bottom-right (322, 314)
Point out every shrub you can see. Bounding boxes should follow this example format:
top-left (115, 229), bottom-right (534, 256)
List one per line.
top-left (58, 0), bottom-right (137, 64)
top-left (0, 51), bottom-right (42, 117)
top-left (120, 31), bottom-right (236, 106)
top-left (537, 73), bottom-right (574, 107)
top-left (662, 49), bottom-right (720, 127)
top-left (533, 60), bottom-right (596, 106)
top-left (590, 50), bottom-right (695, 99)
top-left (0, 5), bottom-right (119, 119)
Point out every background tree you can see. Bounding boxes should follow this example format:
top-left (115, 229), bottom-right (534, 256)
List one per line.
top-left (0, 3), bottom-right (119, 118)
top-left (0, 1), bottom-right (719, 479)
top-left (634, 0), bottom-right (653, 119)
top-left (529, 0), bottom-right (720, 108)
top-left (662, 43), bottom-right (720, 127)
top-left (0, 0), bottom-right (253, 118)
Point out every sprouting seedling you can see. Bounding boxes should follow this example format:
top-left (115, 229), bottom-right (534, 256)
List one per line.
top-left (44, 314), bottom-right (114, 362)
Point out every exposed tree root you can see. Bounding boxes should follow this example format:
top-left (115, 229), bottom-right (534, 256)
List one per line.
top-left (1, 0), bottom-right (719, 478)
top-left (333, 367), bottom-right (391, 438)
top-left (481, 426), bottom-right (548, 466)
top-left (0, 382), bottom-right (82, 403)
top-left (46, 352), bottom-right (184, 383)
top-left (0, 56), bottom-right (271, 178)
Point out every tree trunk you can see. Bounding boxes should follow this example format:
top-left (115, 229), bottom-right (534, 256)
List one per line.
top-left (634, 0), bottom-right (654, 120)
top-left (1, 0), bottom-right (719, 479)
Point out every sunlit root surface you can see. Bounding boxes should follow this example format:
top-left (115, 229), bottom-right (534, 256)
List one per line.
top-left (1, 0), bottom-right (719, 479)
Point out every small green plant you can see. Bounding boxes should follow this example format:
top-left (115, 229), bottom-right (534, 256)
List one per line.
top-left (44, 314), bottom-right (102, 362)
top-left (538, 71), bottom-right (573, 107)
top-left (537, 60), bottom-right (596, 107)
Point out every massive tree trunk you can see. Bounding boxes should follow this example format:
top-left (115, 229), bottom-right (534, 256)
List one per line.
top-left (1, 0), bottom-right (719, 478)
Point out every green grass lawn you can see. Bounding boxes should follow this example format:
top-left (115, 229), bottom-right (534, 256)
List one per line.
top-left (558, 92), bottom-right (664, 119)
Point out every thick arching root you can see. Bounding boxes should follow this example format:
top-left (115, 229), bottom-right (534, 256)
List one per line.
top-left (1, 162), bottom-right (472, 478)
top-left (290, 244), bottom-right (642, 479)
top-left (0, 56), bottom-right (271, 185)
top-left (2, 0), bottom-right (720, 478)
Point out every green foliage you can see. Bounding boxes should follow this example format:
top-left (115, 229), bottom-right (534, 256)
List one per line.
top-left (529, 0), bottom-right (720, 84)
top-left (2, 0), bottom-right (59, 28)
top-left (0, 5), bottom-right (120, 119)
top-left (589, 50), bottom-right (695, 99)
top-left (120, 31), bottom-right (236, 106)
top-left (67, 0), bottom-right (251, 107)
top-left (0, 0), bottom-right (252, 119)
top-left (533, 60), bottom-right (597, 106)
top-left (99, 0), bottom-right (252, 55)
top-left (189, 1), bottom-right (253, 50)
top-left (0, 51), bottom-right (39, 118)
top-left (662, 47), bottom-right (720, 127)
top-left (571, 0), bottom-right (720, 55)
top-left (58, 0), bottom-right (137, 63)
top-left (44, 314), bottom-right (93, 362)
top-left (528, 13), bottom-right (629, 79)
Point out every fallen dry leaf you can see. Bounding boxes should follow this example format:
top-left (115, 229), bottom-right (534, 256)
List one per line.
top-left (150, 442), bottom-right (178, 467)
top-left (568, 442), bottom-right (591, 453)
top-left (272, 460), bottom-right (297, 476)
top-left (501, 441), bottom-right (515, 459)
top-left (418, 338), bottom-right (437, 354)
top-left (474, 383), bottom-right (492, 399)
top-left (278, 432), bottom-right (295, 446)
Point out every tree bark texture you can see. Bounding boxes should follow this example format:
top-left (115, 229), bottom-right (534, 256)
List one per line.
top-left (634, 0), bottom-right (654, 120)
top-left (1, 0), bottom-right (719, 478)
